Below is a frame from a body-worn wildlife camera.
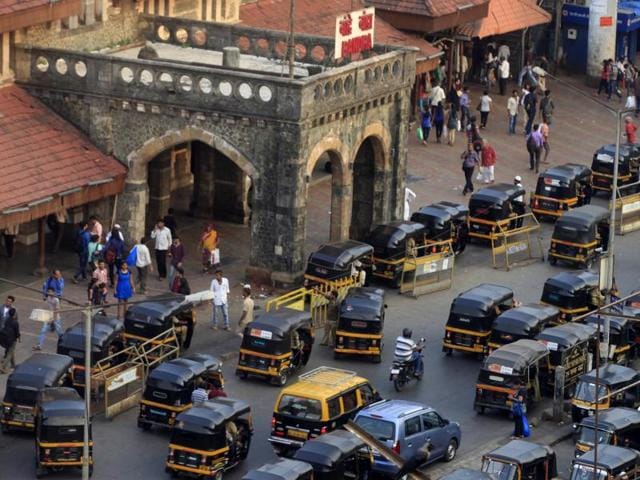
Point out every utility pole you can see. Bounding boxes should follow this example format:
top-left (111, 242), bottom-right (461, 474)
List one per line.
top-left (287, 0), bottom-right (295, 79)
top-left (587, 0), bottom-right (617, 84)
top-left (82, 306), bottom-right (92, 480)
top-left (553, 0), bottom-right (563, 63)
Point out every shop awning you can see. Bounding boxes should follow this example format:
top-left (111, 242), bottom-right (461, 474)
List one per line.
top-left (457, 0), bottom-right (551, 39)
top-left (0, 0), bottom-right (82, 34)
top-left (0, 86), bottom-right (127, 229)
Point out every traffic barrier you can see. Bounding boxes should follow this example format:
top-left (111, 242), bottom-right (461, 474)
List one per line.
top-left (490, 213), bottom-right (543, 270)
top-left (399, 240), bottom-right (455, 297)
top-left (612, 181), bottom-right (640, 234)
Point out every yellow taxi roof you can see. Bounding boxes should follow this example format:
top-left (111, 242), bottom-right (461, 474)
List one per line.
top-left (278, 367), bottom-right (369, 401)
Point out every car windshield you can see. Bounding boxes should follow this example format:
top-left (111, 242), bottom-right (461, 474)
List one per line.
top-left (355, 416), bottom-right (395, 442)
top-left (481, 459), bottom-right (517, 480)
top-left (575, 382), bottom-right (608, 403)
top-left (277, 395), bottom-right (322, 420)
top-left (576, 426), bottom-right (611, 447)
top-left (570, 465), bottom-right (607, 480)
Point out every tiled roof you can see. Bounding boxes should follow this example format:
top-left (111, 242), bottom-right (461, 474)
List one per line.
top-left (365, 0), bottom-right (489, 17)
top-left (0, 86), bottom-right (127, 211)
top-left (0, 0), bottom-right (51, 16)
top-left (239, 0), bottom-right (441, 60)
top-left (457, 0), bottom-right (552, 39)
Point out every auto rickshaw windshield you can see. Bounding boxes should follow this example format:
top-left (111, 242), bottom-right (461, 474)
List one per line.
top-left (171, 429), bottom-right (223, 451)
top-left (5, 386), bottom-right (38, 405)
top-left (482, 459), bottom-right (517, 480)
top-left (576, 426), bottom-right (611, 447)
top-left (575, 382), bottom-right (608, 403)
top-left (536, 177), bottom-right (573, 199)
top-left (277, 395), bottom-right (322, 420)
top-left (40, 424), bottom-right (84, 442)
top-left (570, 465), bottom-right (607, 480)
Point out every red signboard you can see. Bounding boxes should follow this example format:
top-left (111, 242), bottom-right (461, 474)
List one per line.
top-left (600, 16), bottom-right (613, 27)
top-left (335, 7), bottom-right (375, 59)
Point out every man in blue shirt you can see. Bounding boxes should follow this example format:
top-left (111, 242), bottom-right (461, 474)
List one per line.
top-left (42, 269), bottom-right (65, 299)
top-left (72, 221), bottom-right (91, 283)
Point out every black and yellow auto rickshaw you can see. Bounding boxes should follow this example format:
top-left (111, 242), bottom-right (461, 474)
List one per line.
top-left (367, 221), bottom-right (426, 287)
top-left (570, 445), bottom-right (640, 480)
top-left (440, 469), bottom-right (497, 480)
top-left (487, 303), bottom-right (559, 353)
top-left (35, 387), bottom-right (92, 478)
top-left (303, 240), bottom-right (373, 287)
top-left (166, 398), bottom-right (253, 478)
top-left (138, 353), bottom-right (224, 431)
top-left (292, 430), bottom-right (373, 480)
top-left (548, 205), bottom-right (610, 269)
top-left (540, 271), bottom-right (601, 323)
top-left (124, 293), bottom-right (195, 352)
top-left (1, 353), bottom-right (73, 433)
top-left (481, 440), bottom-right (558, 480)
top-left (443, 283), bottom-right (514, 356)
top-left (572, 365), bottom-right (640, 422)
top-left (585, 314), bottom-right (636, 365)
top-left (574, 407), bottom-right (640, 456)
top-left (591, 143), bottom-right (639, 194)
top-left (242, 459), bottom-right (313, 480)
top-left (531, 163), bottom-right (592, 219)
top-left (57, 314), bottom-right (125, 390)
top-left (236, 309), bottom-right (314, 386)
top-left (535, 322), bottom-right (597, 396)
top-left (411, 201), bottom-right (469, 255)
top-left (474, 340), bottom-right (549, 415)
top-left (334, 287), bottom-right (386, 363)
top-left (467, 183), bottom-right (526, 241)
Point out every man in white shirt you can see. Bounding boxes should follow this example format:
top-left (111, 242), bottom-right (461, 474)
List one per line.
top-left (498, 57), bottom-right (510, 96)
top-left (210, 269), bottom-right (230, 330)
top-left (135, 237), bottom-right (153, 294)
top-left (404, 187), bottom-right (416, 221)
top-left (236, 285), bottom-right (254, 337)
top-left (429, 83), bottom-right (446, 112)
top-left (393, 328), bottom-right (423, 378)
top-left (151, 219), bottom-right (172, 280)
top-left (507, 89), bottom-right (519, 135)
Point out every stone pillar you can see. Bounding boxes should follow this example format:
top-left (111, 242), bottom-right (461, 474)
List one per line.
top-left (192, 143), bottom-right (215, 218)
top-left (167, 0), bottom-right (175, 16)
top-left (147, 150), bottom-right (172, 230)
top-left (330, 172), bottom-right (352, 241)
top-left (83, 0), bottom-right (96, 25)
top-left (147, 0), bottom-right (155, 15)
top-left (0, 33), bottom-right (10, 81)
top-left (63, 16), bottom-right (79, 30)
top-left (587, 0), bottom-right (618, 84)
top-left (157, 0), bottom-right (165, 16)
top-left (117, 180), bottom-right (147, 245)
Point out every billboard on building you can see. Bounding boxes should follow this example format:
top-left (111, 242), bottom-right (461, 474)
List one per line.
top-left (335, 7), bottom-right (375, 59)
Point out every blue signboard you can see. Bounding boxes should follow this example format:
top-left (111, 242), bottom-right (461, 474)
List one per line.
top-left (562, 3), bottom-right (640, 32)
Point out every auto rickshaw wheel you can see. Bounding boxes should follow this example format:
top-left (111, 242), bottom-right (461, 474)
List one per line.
top-left (444, 348), bottom-right (452, 356)
top-left (372, 354), bottom-right (382, 364)
top-left (273, 370), bottom-right (288, 386)
top-left (137, 420), bottom-right (151, 431)
top-left (1, 422), bottom-right (9, 434)
top-left (89, 465), bottom-right (93, 477)
top-left (549, 256), bottom-right (557, 266)
top-left (238, 371), bottom-right (248, 380)
top-left (444, 439), bottom-right (458, 462)
top-left (476, 405), bottom-right (485, 415)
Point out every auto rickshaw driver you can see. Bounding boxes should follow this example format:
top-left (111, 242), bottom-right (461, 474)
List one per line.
top-left (291, 329), bottom-right (304, 366)
top-left (513, 176), bottom-right (526, 228)
top-left (226, 419), bottom-right (239, 458)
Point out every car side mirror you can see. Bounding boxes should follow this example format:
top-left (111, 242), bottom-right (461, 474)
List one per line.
top-left (443, 419), bottom-right (450, 425)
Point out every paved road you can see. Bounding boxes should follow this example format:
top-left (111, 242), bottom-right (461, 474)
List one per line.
top-left (1, 76), bottom-right (637, 479)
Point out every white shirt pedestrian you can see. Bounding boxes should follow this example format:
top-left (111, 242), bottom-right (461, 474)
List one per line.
top-left (210, 274), bottom-right (230, 329)
top-left (404, 188), bottom-right (416, 221)
top-left (507, 95), bottom-right (519, 116)
top-left (136, 243), bottom-right (152, 268)
top-left (151, 226), bottom-right (172, 250)
top-left (430, 85), bottom-right (446, 106)
top-left (499, 59), bottom-right (510, 79)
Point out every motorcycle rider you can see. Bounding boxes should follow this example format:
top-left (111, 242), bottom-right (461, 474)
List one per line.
top-left (393, 328), bottom-right (424, 379)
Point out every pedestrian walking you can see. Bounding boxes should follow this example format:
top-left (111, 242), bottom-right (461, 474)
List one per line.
top-left (168, 237), bottom-right (185, 288)
top-left (539, 89), bottom-right (555, 125)
top-left (526, 124), bottom-right (544, 173)
top-left (163, 208), bottom-right (178, 238)
top-left (114, 262), bottom-right (134, 320)
top-left (3, 224), bottom-right (18, 259)
top-left (509, 379), bottom-right (527, 439)
top-left (87, 234), bottom-right (102, 274)
top-left (524, 85), bottom-right (538, 135)
top-left (0, 305), bottom-right (19, 373)
top-left (481, 139), bottom-right (497, 183)
top-left (434, 102), bottom-right (445, 143)
top-left (417, 90), bottom-right (429, 116)
top-left (151, 219), bottom-right (172, 280)
top-left (210, 269), bottom-right (230, 331)
top-left (88, 279), bottom-right (107, 306)
top-left (478, 90), bottom-right (492, 128)
top-left (236, 285), bottom-right (254, 337)
top-left (319, 290), bottom-right (340, 347)
top-left (103, 228), bottom-right (124, 287)
top-left (446, 108), bottom-right (457, 146)
top-left (429, 82), bottom-right (446, 116)
top-left (0, 296), bottom-right (15, 331)
top-left (507, 89), bottom-right (519, 135)
top-left (88, 215), bottom-right (103, 242)
top-left (625, 115), bottom-right (638, 144)
top-left (447, 81), bottom-right (461, 117)
top-left (420, 110), bottom-right (432, 145)
top-left (170, 267), bottom-right (191, 295)
top-left (200, 224), bottom-right (219, 273)
top-left (71, 221), bottom-right (91, 284)
top-left (404, 187), bottom-right (416, 221)
top-left (597, 59), bottom-right (611, 97)
top-left (461, 146), bottom-right (480, 195)
top-left (460, 87), bottom-right (471, 130)
top-left (134, 237), bottom-right (153, 294)
top-left (34, 288), bottom-right (64, 350)
top-left (498, 57), bottom-right (510, 95)
top-left (609, 59), bottom-right (622, 100)
top-left (540, 122), bottom-right (551, 163)
top-left (42, 269), bottom-right (64, 299)
top-left (105, 223), bottom-right (124, 243)
top-left (92, 260), bottom-right (109, 299)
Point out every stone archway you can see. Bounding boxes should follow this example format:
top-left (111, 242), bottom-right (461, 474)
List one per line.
top-left (119, 126), bottom-right (259, 244)
top-left (305, 135), bottom-right (352, 243)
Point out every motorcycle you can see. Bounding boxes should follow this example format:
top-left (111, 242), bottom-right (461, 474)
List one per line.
top-left (389, 338), bottom-right (425, 392)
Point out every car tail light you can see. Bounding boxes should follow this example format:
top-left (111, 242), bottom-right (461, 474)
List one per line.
top-left (168, 449), bottom-right (174, 461)
top-left (270, 359), bottom-right (276, 366)
top-left (271, 417), bottom-right (276, 429)
top-left (446, 331), bottom-right (451, 339)
top-left (320, 426), bottom-right (328, 435)
top-left (477, 388), bottom-right (483, 394)
top-left (533, 198), bottom-right (539, 208)
top-left (392, 441), bottom-right (401, 454)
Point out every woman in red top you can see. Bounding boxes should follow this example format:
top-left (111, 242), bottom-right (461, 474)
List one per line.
top-left (597, 60), bottom-right (610, 96)
top-left (625, 116), bottom-right (638, 144)
top-left (481, 139), bottom-right (497, 183)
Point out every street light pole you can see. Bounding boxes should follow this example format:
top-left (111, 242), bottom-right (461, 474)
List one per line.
top-left (82, 306), bottom-right (92, 480)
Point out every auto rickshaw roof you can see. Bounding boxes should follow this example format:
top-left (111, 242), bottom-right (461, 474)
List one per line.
top-left (594, 144), bottom-right (633, 163)
top-left (125, 293), bottom-right (188, 322)
top-left (411, 201), bottom-right (468, 225)
top-left (57, 315), bottom-right (124, 353)
top-left (541, 164), bottom-right (591, 183)
top-left (469, 183), bottom-right (526, 205)
top-left (554, 205), bottom-right (609, 231)
top-left (292, 430), bottom-right (365, 468)
top-left (175, 397), bottom-right (251, 433)
top-left (579, 364), bottom-right (640, 387)
top-left (246, 308), bottom-right (313, 339)
top-left (242, 459), bottom-right (313, 480)
top-left (307, 240), bottom-right (373, 270)
top-left (579, 407), bottom-right (640, 432)
top-left (535, 322), bottom-right (597, 350)
top-left (440, 468), bottom-right (497, 480)
top-left (38, 387), bottom-right (85, 425)
top-left (147, 356), bottom-right (211, 387)
top-left (584, 314), bottom-right (628, 334)
top-left (482, 340), bottom-right (549, 374)
top-left (492, 304), bottom-right (559, 335)
top-left (368, 221), bottom-right (426, 249)
top-left (7, 353), bottom-right (73, 392)
top-left (544, 271), bottom-right (599, 294)
top-left (451, 283), bottom-right (514, 317)
top-left (340, 287), bottom-right (385, 321)
top-left (485, 439), bottom-right (555, 465)
top-left (180, 352), bottom-right (222, 371)
top-left (574, 444), bottom-right (640, 470)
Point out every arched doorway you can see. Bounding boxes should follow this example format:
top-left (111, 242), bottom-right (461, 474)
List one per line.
top-left (350, 136), bottom-right (386, 241)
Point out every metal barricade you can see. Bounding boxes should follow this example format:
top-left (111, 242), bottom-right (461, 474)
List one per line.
top-left (490, 213), bottom-right (543, 270)
top-left (399, 240), bottom-right (455, 297)
top-left (612, 180), bottom-right (640, 234)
